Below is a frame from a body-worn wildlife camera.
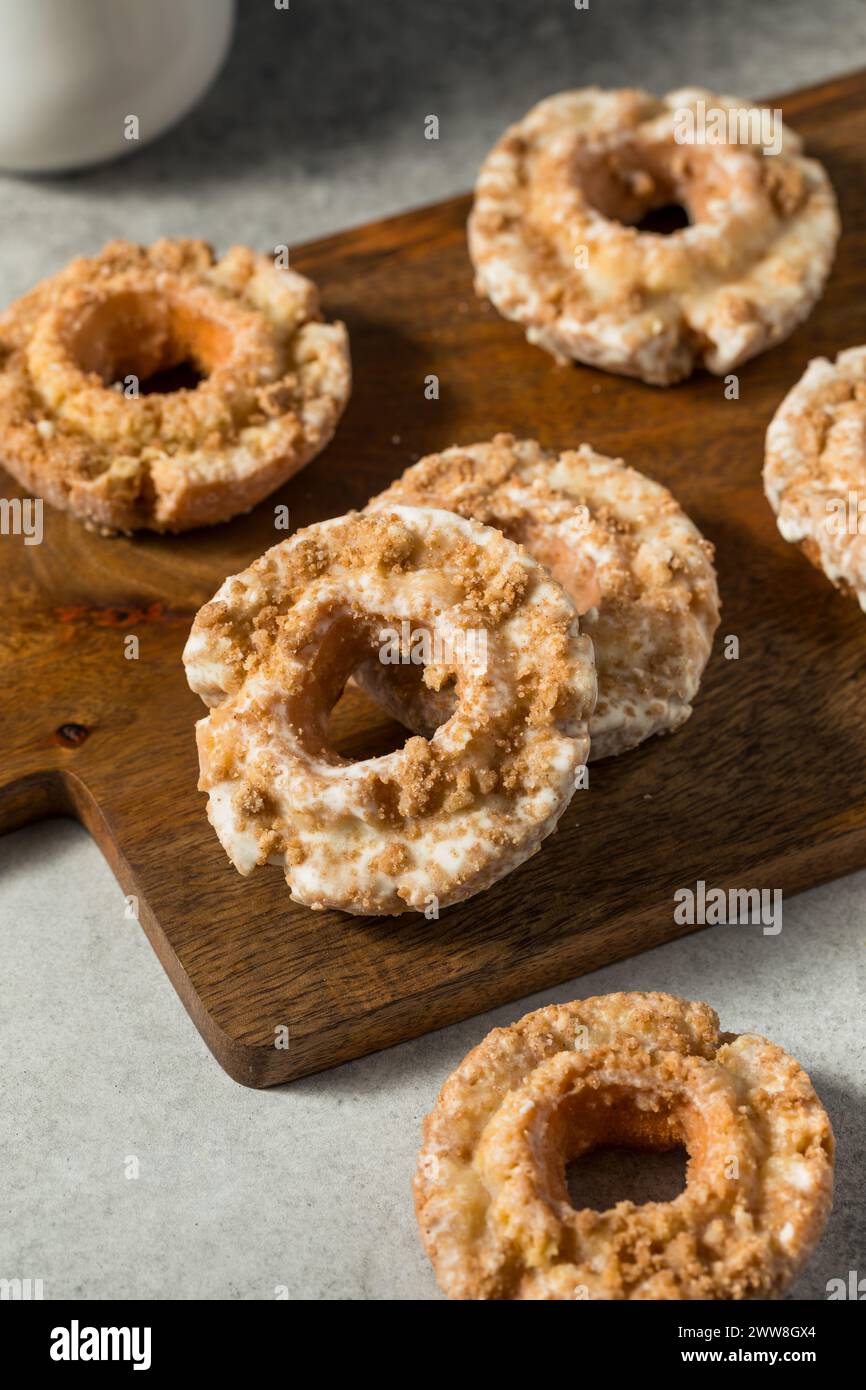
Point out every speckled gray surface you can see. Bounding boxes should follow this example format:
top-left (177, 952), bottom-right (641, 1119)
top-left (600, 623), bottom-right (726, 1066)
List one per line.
top-left (2, 0), bottom-right (866, 1302)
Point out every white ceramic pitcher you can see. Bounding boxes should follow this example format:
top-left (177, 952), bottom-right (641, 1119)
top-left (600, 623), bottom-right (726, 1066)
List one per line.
top-left (0, 0), bottom-right (235, 172)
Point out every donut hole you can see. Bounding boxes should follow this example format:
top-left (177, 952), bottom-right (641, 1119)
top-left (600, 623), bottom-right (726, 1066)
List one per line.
top-left (635, 203), bottom-right (691, 236)
top-left (294, 613), bottom-right (451, 763)
top-left (566, 1146), bottom-right (688, 1210)
top-left (518, 523), bottom-right (603, 612)
top-left (137, 360), bottom-right (205, 395)
top-left (328, 682), bottom-right (414, 762)
top-left (572, 140), bottom-right (726, 233)
top-left (66, 290), bottom-right (232, 393)
top-left (549, 1084), bottom-right (690, 1213)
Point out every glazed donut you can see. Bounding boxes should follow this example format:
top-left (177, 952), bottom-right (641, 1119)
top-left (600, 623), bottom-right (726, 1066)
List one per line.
top-left (415, 992), bottom-right (834, 1300)
top-left (183, 506), bottom-right (595, 915)
top-left (0, 239), bottom-right (351, 532)
top-left (361, 436), bottom-right (719, 760)
top-left (468, 87), bottom-right (839, 385)
top-left (764, 347), bottom-right (866, 609)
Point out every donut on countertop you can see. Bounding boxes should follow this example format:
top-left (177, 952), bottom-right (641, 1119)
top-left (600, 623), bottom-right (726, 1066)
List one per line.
top-left (415, 992), bottom-right (834, 1300)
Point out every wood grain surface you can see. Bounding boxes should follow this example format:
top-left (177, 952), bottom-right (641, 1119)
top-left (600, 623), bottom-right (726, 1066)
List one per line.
top-left (3, 71), bottom-right (866, 1086)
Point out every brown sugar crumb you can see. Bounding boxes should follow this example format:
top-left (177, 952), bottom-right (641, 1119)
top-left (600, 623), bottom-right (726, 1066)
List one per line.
top-left (443, 766), bottom-right (476, 813)
top-left (340, 512), bottom-right (418, 573)
top-left (287, 536), bottom-right (332, 585)
top-left (763, 157), bottom-right (808, 219)
top-left (462, 552), bottom-right (528, 624)
top-left (396, 737), bottom-right (442, 818)
top-left (372, 841), bottom-right (412, 876)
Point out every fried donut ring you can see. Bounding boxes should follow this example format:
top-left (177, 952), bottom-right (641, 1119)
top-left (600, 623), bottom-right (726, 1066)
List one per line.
top-left (0, 239), bottom-right (351, 532)
top-left (468, 87), bottom-right (839, 385)
top-left (183, 506), bottom-right (595, 915)
top-left (360, 436), bottom-right (719, 760)
top-left (764, 347), bottom-right (866, 609)
top-left (415, 992), bottom-right (834, 1300)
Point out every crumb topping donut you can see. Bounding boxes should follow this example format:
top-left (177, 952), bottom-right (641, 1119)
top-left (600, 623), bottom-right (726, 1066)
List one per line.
top-left (0, 239), bottom-right (351, 532)
top-left (183, 506), bottom-right (596, 916)
top-left (764, 347), bottom-right (866, 609)
top-left (415, 992), bottom-right (834, 1300)
top-left (361, 436), bottom-right (719, 760)
top-left (468, 87), bottom-right (839, 385)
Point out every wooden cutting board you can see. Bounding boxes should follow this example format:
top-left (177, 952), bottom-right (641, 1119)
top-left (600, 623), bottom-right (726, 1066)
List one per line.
top-left (3, 70), bottom-right (866, 1087)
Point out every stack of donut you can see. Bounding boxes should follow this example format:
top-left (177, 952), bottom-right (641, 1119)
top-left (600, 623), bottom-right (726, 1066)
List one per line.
top-left (181, 431), bottom-right (720, 913)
